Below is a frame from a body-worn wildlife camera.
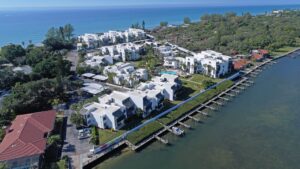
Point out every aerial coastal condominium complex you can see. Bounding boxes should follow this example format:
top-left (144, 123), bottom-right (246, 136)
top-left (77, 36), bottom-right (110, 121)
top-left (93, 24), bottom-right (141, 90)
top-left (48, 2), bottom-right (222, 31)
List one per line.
top-left (80, 74), bottom-right (182, 130)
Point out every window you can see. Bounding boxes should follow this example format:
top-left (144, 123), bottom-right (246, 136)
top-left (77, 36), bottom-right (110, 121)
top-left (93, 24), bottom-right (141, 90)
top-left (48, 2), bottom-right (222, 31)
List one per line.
top-left (12, 161), bottom-right (18, 167)
top-left (25, 159), bottom-right (30, 167)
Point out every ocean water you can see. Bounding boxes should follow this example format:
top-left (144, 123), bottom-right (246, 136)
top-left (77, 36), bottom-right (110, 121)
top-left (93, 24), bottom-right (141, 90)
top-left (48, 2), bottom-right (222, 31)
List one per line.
top-left (95, 53), bottom-right (300, 169)
top-left (1, 5), bottom-right (300, 47)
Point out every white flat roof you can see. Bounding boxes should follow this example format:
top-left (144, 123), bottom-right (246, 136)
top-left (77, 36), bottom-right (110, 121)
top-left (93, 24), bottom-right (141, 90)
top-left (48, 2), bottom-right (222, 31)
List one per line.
top-left (82, 73), bottom-right (95, 78)
top-left (85, 102), bottom-right (121, 116)
top-left (92, 75), bottom-right (108, 81)
top-left (81, 83), bottom-right (105, 95)
top-left (110, 91), bottom-right (129, 101)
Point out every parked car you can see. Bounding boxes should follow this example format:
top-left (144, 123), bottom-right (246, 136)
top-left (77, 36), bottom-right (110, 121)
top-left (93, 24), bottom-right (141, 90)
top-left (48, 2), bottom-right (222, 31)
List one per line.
top-left (78, 132), bottom-right (91, 140)
top-left (78, 128), bottom-right (91, 134)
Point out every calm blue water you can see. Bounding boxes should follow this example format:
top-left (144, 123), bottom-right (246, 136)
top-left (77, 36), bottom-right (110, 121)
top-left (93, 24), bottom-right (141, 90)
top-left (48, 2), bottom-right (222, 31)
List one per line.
top-left (1, 5), bottom-right (300, 46)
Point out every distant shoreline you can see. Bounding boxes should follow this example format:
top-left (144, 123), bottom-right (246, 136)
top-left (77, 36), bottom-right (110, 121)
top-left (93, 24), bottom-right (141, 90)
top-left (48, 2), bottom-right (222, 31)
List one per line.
top-left (1, 4), bottom-right (300, 11)
top-left (1, 5), bottom-right (300, 47)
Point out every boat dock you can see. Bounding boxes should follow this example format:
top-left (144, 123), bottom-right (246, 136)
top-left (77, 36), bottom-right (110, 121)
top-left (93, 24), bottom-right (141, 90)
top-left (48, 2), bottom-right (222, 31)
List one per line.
top-left (127, 77), bottom-right (253, 151)
top-left (82, 55), bottom-right (278, 168)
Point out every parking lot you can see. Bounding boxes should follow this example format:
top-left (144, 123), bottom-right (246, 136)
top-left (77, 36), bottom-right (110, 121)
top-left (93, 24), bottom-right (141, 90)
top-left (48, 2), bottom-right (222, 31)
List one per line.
top-left (62, 110), bottom-right (93, 168)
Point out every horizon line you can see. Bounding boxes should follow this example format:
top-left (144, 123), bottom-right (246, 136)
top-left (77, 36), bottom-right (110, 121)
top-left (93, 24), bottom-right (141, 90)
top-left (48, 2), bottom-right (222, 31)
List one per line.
top-left (1, 3), bottom-right (300, 11)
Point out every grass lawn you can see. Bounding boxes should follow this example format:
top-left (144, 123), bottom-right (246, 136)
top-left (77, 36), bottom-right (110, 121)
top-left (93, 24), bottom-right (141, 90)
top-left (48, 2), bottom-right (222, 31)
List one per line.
top-left (189, 74), bottom-right (222, 83)
top-left (272, 46), bottom-right (300, 58)
top-left (126, 121), bottom-right (163, 145)
top-left (178, 79), bottom-right (203, 99)
top-left (98, 129), bottom-right (125, 144)
top-left (272, 38), bottom-right (300, 57)
top-left (179, 74), bottom-right (222, 99)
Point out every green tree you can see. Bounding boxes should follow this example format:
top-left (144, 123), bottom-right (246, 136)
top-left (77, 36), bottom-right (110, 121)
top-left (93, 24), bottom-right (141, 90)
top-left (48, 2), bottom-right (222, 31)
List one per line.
top-left (0, 163), bottom-right (7, 169)
top-left (184, 17), bottom-right (191, 24)
top-left (25, 47), bottom-right (45, 66)
top-left (142, 20), bottom-right (146, 30)
top-left (1, 44), bottom-right (25, 64)
top-left (63, 24), bottom-right (74, 41)
top-left (160, 21), bottom-right (168, 27)
top-left (0, 129), bottom-right (5, 142)
top-left (107, 72), bottom-right (117, 84)
top-left (90, 126), bottom-right (99, 145)
top-left (47, 134), bottom-right (61, 145)
top-left (70, 112), bottom-right (84, 127)
top-left (43, 24), bottom-right (75, 51)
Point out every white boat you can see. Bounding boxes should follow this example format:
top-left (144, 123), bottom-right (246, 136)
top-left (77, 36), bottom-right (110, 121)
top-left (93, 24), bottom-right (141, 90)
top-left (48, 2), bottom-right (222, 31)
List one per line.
top-left (171, 127), bottom-right (184, 136)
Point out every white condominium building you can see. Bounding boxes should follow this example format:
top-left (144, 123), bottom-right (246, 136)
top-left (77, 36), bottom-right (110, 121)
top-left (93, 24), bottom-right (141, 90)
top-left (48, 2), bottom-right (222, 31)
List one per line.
top-left (81, 102), bottom-right (126, 130)
top-left (186, 50), bottom-right (232, 78)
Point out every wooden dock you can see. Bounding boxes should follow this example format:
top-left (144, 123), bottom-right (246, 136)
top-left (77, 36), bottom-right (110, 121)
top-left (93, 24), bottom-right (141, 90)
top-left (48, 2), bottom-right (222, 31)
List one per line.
top-left (178, 122), bottom-right (191, 129)
top-left (211, 100), bottom-right (223, 106)
top-left (197, 110), bottom-right (208, 116)
top-left (188, 115), bottom-right (200, 122)
top-left (202, 104), bottom-right (217, 110)
top-left (219, 96), bottom-right (230, 101)
top-left (155, 136), bottom-right (168, 144)
top-left (223, 92), bottom-right (235, 97)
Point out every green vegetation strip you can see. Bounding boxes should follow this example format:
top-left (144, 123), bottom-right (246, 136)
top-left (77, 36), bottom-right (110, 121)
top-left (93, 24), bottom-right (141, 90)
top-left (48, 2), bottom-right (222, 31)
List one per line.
top-left (126, 121), bottom-right (163, 145)
top-left (98, 129), bottom-right (124, 144)
top-left (127, 80), bottom-right (234, 145)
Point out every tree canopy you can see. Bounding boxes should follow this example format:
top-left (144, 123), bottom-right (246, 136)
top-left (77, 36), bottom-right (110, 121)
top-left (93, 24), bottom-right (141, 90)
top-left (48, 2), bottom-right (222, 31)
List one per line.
top-left (43, 24), bottom-right (75, 51)
top-left (153, 11), bottom-right (300, 55)
top-left (1, 44), bottom-right (25, 65)
top-left (0, 77), bottom-right (81, 126)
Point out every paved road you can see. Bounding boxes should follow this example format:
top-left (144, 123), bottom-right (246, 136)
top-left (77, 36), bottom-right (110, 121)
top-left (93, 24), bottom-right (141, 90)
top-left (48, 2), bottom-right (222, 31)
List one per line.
top-left (66, 50), bottom-right (79, 72)
top-left (82, 78), bottom-right (131, 93)
top-left (62, 110), bottom-right (92, 169)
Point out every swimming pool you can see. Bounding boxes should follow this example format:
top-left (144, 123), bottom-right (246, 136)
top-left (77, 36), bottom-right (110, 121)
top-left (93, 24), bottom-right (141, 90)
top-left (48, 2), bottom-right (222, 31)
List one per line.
top-left (160, 71), bottom-right (177, 75)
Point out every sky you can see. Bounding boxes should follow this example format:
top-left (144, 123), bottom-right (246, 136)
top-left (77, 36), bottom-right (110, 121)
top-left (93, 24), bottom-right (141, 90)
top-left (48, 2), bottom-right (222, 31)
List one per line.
top-left (1, 0), bottom-right (300, 8)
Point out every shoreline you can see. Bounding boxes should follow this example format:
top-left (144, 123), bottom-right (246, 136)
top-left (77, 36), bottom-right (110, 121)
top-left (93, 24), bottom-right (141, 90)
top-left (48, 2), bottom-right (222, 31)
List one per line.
top-left (82, 48), bottom-right (300, 169)
top-left (2, 5), bottom-right (300, 47)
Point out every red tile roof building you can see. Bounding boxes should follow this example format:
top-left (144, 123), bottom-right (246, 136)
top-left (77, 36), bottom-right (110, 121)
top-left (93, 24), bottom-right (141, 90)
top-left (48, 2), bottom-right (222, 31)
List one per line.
top-left (0, 110), bottom-right (56, 169)
top-left (258, 49), bottom-right (269, 55)
top-left (252, 53), bottom-right (264, 61)
top-left (251, 49), bottom-right (270, 61)
top-left (233, 59), bottom-right (250, 70)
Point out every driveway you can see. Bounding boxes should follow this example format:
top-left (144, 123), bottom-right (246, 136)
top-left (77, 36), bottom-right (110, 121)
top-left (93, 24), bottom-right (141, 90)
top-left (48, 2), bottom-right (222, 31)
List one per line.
top-left (62, 109), bottom-right (93, 169)
top-left (66, 50), bottom-right (79, 72)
